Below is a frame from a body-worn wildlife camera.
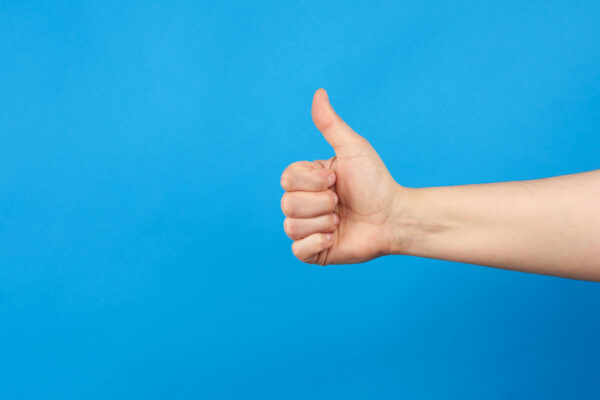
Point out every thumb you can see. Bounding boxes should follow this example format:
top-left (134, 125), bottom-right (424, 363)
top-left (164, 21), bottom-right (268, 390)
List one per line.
top-left (311, 89), bottom-right (365, 152)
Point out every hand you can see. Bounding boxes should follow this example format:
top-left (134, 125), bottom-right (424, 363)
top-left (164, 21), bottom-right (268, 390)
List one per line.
top-left (282, 90), bottom-right (600, 279)
top-left (280, 89), bottom-right (405, 265)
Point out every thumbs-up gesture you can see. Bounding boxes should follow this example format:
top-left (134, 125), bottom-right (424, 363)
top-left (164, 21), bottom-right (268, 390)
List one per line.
top-left (281, 89), bottom-right (405, 265)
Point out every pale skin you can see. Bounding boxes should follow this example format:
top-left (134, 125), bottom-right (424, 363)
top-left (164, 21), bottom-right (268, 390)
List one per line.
top-left (281, 89), bottom-right (600, 281)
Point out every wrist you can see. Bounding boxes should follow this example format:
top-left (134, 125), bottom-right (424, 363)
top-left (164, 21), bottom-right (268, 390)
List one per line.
top-left (385, 185), bottom-right (447, 257)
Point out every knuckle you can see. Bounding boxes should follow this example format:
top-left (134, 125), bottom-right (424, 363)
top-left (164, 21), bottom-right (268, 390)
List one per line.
top-left (280, 193), bottom-right (294, 215)
top-left (283, 218), bottom-right (296, 238)
top-left (292, 241), bottom-right (315, 264)
top-left (319, 234), bottom-right (329, 247)
top-left (320, 171), bottom-right (331, 189)
top-left (280, 172), bottom-right (291, 190)
top-left (291, 242), bottom-right (302, 259)
top-left (280, 166), bottom-right (295, 190)
top-left (281, 163), bottom-right (297, 191)
top-left (328, 214), bottom-right (336, 229)
top-left (290, 160), bottom-right (307, 168)
top-left (328, 191), bottom-right (338, 208)
top-left (281, 161), bottom-right (311, 190)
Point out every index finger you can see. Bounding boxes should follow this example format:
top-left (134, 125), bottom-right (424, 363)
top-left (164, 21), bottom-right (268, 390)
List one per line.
top-left (281, 162), bottom-right (336, 192)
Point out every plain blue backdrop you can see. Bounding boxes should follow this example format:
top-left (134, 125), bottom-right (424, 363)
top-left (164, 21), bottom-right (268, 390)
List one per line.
top-left (1, 1), bottom-right (600, 398)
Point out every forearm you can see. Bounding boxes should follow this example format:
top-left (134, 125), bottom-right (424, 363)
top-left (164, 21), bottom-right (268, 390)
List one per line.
top-left (390, 170), bottom-right (600, 280)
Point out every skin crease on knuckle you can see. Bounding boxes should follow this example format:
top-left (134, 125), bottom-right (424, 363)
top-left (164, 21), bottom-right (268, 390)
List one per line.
top-left (280, 193), bottom-right (293, 216)
top-left (282, 191), bottom-right (335, 218)
top-left (281, 162), bottom-right (331, 193)
top-left (329, 190), bottom-right (338, 208)
top-left (284, 215), bottom-right (337, 240)
top-left (291, 234), bottom-right (328, 263)
top-left (281, 169), bottom-right (301, 192)
top-left (280, 163), bottom-right (301, 191)
top-left (280, 174), bottom-right (291, 191)
top-left (318, 170), bottom-right (332, 190)
top-left (283, 218), bottom-right (295, 239)
top-left (309, 191), bottom-right (336, 216)
top-left (329, 213), bottom-right (339, 229)
top-left (291, 241), bottom-right (303, 260)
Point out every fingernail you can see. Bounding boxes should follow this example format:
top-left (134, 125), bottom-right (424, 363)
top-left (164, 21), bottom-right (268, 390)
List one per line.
top-left (328, 173), bottom-right (336, 187)
top-left (332, 191), bottom-right (338, 204)
top-left (333, 213), bottom-right (340, 225)
top-left (325, 233), bottom-right (333, 241)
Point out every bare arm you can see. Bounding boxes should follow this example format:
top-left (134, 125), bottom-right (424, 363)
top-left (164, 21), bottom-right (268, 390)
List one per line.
top-left (281, 89), bottom-right (600, 281)
top-left (391, 171), bottom-right (600, 280)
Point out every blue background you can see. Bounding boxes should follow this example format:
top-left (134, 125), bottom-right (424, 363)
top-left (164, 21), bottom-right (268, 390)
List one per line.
top-left (1, 1), bottom-right (600, 398)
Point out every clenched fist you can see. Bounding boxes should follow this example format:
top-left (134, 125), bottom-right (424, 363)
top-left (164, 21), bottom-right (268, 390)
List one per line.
top-left (280, 89), bottom-right (406, 265)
